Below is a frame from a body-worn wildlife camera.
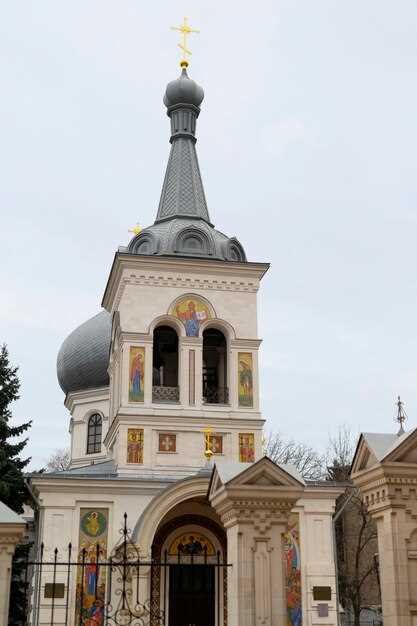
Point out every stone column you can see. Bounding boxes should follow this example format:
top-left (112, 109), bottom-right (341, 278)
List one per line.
top-left (296, 490), bottom-right (340, 626)
top-left (0, 517), bottom-right (26, 626)
top-left (374, 508), bottom-right (411, 626)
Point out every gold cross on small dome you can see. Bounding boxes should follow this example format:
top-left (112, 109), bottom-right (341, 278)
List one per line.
top-left (128, 224), bottom-right (142, 236)
top-left (171, 17), bottom-right (200, 68)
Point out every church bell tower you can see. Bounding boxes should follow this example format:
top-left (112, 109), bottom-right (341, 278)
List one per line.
top-left (58, 60), bottom-right (269, 475)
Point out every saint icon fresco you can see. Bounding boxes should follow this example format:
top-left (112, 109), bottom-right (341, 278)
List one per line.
top-left (283, 521), bottom-right (302, 626)
top-left (76, 509), bottom-right (108, 626)
top-left (238, 352), bottom-right (253, 407)
top-left (169, 532), bottom-right (215, 556)
top-left (170, 296), bottom-right (212, 337)
top-left (129, 347), bottom-right (145, 402)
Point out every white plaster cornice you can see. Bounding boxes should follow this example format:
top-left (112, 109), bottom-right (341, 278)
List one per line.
top-left (301, 484), bottom-right (345, 500)
top-left (102, 254), bottom-right (270, 312)
top-left (0, 522), bottom-right (26, 551)
top-left (29, 476), bottom-right (170, 496)
top-left (65, 386), bottom-right (110, 411)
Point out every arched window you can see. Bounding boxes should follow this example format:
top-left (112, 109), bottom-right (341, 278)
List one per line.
top-left (152, 326), bottom-right (179, 403)
top-left (226, 238), bottom-right (246, 262)
top-left (87, 413), bottom-right (102, 454)
top-left (203, 328), bottom-right (228, 404)
top-left (175, 228), bottom-right (212, 256)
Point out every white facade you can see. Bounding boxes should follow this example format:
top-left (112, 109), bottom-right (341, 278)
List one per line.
top-left (27, 63), bottom-right (342, 626)
top-left (29, 252), bottom-right (342, 626)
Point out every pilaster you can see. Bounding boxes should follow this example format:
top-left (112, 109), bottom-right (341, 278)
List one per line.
top-left (0, 515), bottom-right (26, 626)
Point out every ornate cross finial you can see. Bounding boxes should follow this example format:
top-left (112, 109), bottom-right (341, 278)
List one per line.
top-left (396, 395), bottom-right (407, 435)
top-left (203, 427), bottom-right (213, 461)
top-left (171, 17), bottom-right (200, 68)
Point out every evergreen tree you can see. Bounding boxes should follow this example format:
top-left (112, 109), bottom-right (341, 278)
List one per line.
top-left (0, 345), bottom-right (32, 625)
top-left (0, 343), bottom-right (31, 514)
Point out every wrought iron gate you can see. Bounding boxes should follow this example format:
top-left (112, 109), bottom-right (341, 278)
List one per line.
top-left (20, 513), bottom-right (229, 626)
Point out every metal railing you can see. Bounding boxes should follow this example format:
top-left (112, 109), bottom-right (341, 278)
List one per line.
top-left (152, 386), bottom-right (180, 403)
top-left (21, 513), bottom-right (230, 626)
top-left (203, 386), bottom-right (229, 405)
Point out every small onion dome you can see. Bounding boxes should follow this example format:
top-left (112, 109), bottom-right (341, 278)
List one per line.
top-left (57, 311), bottom-right (111, 394)
top-left (163, 68), bottom-right (204, 109)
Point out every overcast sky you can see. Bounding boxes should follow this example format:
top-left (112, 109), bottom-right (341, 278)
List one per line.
top-left (1, 1), bottom-right (417, 469)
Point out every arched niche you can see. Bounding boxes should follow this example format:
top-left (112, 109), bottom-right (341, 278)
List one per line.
top-left (128, 231), bottom-right (159, 255)
top-left (173, 227), bottom-right (214, 257)
top-left (152, 325), bottom-right (179, 399)
top-left (167, 294), bottom-right (216, 338)
top-left (224, 237), bottom-right (246, 262)
top-left (202, 328), bottom-right (228, 405)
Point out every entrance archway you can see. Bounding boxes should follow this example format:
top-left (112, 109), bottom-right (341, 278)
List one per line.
top-left (151, 504), bottom-right (227, 626)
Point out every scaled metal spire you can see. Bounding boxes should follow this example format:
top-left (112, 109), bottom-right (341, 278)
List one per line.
top-left (396, 395), bottom-right (407, 436)
top-left (155, 50), bottom-right (211, 225)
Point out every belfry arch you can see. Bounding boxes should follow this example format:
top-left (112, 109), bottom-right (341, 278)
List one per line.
top-left (203, 328), bottom-right (228, 404)
top-left (152, 325), bottom-right (179, 402)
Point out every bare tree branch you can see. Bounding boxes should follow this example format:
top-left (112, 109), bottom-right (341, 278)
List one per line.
top-left (264, 432), bottom-right (325, 480)
top-left (46, 448), bottom-right (71, 472)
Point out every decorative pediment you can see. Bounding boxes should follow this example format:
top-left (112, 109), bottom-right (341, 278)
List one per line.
top-left (351, 429), bottom-right (417, 473)
top-left (350, 434), bottom-right (383, 474)
top-left (208, 456), bottom-right (305, 502)
top-left (227, 457), bottom-right (304, 489)
top-left (351, 436), bottom-right (380, 475)
top-left (208, 457), bottom-right (305, 530)
top-left (383, 428), bottom-right (417, 464)
top-left (245, 472), bottom-right (282, 486)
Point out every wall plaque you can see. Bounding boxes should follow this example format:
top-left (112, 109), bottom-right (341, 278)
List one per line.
top-left (317, 603), bottom-right (329, 617)
top-left (44, 583), bottom-right (65, 599)
top-left (313, 586), bottom-right (332, 601)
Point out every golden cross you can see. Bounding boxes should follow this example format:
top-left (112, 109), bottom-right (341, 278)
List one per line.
top-left (171, 17), bottom-right (200, 68)
top-left (203, 427), bottom-right (213, 461)
top-left (128, 224), bottom-right (142, 236)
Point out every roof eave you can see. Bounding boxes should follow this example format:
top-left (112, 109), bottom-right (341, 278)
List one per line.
top-left (102, 252), bottom-right (270, 312)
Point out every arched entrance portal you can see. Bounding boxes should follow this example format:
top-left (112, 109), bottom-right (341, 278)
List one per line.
top-left (151, 498), bottom-right (227, 626)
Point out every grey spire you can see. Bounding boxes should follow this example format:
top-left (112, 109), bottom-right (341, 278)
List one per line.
top-left (155, 68), bottom-right (211, 225)
top-left (125, 68), bottom-right (247, 263)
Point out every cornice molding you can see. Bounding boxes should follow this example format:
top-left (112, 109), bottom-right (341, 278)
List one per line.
top-left (118, 332), bottom-right (262, 348)
top-left (102, 254), bottom-right (270, 312)
top-left (65, 387), bottom-right (110, 411)
top-left (29, 476), bottom-right (169, 496)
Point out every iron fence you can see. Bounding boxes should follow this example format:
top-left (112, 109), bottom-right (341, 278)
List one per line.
top-left (20, 513), bottom-right (229, 626)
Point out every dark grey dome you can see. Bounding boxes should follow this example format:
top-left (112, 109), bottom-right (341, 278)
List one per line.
top-left (57, 311), bottom-right (111, 394)
top-left (164, 68), bottom-right (204, 109)
top-left (126, 218), bottom-right (246, 262)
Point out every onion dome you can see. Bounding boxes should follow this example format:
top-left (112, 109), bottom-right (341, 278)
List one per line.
top-left (163, 68), bottom-right (204, 109)
top-left (57, 311), bottom-right (111, 394)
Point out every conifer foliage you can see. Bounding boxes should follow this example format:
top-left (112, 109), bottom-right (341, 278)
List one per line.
top-left (0, 344), bottom-right (31, 513)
